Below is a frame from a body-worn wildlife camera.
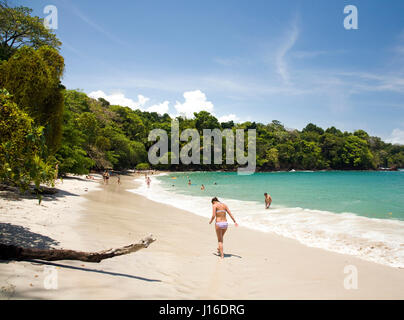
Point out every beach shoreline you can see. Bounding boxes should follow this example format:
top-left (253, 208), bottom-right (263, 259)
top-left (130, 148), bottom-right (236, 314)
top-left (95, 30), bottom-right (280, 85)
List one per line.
top-left (1, 173), bottom-right (404, 299)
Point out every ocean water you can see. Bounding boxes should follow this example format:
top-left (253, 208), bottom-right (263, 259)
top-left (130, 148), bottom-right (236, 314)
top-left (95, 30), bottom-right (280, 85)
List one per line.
top-left (130, 171), bottom-right (404, 268)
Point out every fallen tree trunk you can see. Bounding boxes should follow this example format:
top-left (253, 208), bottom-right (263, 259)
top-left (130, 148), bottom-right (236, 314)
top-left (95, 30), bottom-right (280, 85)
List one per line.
top-left (0, 235), bottom-right (156, 263)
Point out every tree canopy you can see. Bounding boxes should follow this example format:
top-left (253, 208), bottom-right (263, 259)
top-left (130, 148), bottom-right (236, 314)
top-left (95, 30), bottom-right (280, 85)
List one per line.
top-left (0, 0), bottom-right (61, 60)
top-left (1, 1), bottom-right (403, 193)
top-left (52, 89), bottom-right (404, 174)
top-left (0, 45), bottom-right (65, 153)
top-left (0, 89), bottom-right (56, 190)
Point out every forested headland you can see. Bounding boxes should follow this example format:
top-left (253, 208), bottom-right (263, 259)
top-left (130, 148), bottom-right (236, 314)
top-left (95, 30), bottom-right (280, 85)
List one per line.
top-left (1, 2), bottom-right (403, 190)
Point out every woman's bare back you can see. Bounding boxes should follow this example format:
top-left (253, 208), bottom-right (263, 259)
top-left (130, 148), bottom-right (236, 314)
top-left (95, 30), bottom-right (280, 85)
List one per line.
top-left (213, 203), bottom-right (228, 222)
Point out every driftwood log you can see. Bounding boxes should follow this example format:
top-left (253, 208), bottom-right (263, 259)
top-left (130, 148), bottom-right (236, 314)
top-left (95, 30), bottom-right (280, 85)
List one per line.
top-left (0, 235), bottom-right (156, 263)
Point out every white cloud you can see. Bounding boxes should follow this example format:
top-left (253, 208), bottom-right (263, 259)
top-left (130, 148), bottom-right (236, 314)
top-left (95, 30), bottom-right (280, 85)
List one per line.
top-left (276, 18), bottom-right (299, 84)
top-left (136, 94), bottom-right (150, 107)
top-left (88, 90), bottom-right (149, 110)
top-left (386, 128), bottom-right (404, 145)
top-left (174, 90), bottom-right (214, 118)
top-left (88, 89), bottom-right (244, 120)
top-left (218, 114), bottom-right (240, 123)
top-left (146, 101), bottom-right (170, 114)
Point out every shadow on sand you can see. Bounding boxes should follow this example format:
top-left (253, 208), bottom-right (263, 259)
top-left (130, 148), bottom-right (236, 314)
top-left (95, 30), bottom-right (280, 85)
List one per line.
top-left (212, 252), bottom-right (242, 259)
top-left (0, 223), bottom-right (60, 250)
top-left (0, 181), bottom-right (81, 202)
top-left (27, 260), bottom-right (162, 282)
top-left (0, 223), bottom-right (161, 283)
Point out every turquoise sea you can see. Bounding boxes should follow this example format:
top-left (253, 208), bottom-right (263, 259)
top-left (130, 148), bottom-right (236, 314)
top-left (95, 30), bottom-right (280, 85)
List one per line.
top-left (159, 171), bottom-right (404, 221)
top-left (131, 171), bottom-right (404, 268)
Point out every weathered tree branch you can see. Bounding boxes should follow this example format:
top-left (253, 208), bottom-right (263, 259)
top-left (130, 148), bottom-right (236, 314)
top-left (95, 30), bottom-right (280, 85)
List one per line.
top-left (0, 235), bottom-right (156, 263)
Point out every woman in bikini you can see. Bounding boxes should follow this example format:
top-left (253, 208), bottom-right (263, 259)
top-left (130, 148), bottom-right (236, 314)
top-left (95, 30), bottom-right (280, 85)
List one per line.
top-left (209, 197), bottom-right (238, 259)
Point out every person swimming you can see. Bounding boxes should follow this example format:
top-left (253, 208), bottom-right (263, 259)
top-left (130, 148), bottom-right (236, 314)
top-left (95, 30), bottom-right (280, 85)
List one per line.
top-left (209, 197), bottom-right (238, 259)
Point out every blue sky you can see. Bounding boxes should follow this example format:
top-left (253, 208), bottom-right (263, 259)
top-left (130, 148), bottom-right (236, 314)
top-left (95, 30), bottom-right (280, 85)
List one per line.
top-left (16, 0), bottom-right (404, 143)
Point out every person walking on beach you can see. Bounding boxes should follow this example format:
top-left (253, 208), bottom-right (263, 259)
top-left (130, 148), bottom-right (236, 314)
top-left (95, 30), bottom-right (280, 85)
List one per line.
top-left (117, 174), bottom-right (121, 185)
top-left (105, 170), bottom-right (110, 185)
top-left (264, 192), bottom-right (272, 209)
top-left (209, 197), bottom-right (238, 259)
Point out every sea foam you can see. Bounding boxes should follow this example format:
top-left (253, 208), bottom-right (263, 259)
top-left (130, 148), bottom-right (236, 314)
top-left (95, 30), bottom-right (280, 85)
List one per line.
top-left (129, 175), bottom-right (404, 268)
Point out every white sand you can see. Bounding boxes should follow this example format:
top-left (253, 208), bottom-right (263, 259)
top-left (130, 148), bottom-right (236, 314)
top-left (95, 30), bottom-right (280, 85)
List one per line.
top-left (1, 174), bottom-right (404, 299)
top-left (0, 176), bottom-right (101, 250)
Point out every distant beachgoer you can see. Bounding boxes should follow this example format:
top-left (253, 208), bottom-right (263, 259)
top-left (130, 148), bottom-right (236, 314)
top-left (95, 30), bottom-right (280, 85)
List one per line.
top-left (102, 171), bottom-right (106, 184)
top-left (201, 184), bottom-right (205, 191)
top-left (188, 180), bottom-right (191, 186)
top-left (214, 182), bottom-right (217, 185)
top-left (146, 176), bottom-right (151, 188)
top-left (117, 175), bottom-right (121, 185)
top-left (264, 193), bottom-right (272, 209)
top-left (105, 171), bottom-right (110, 185)
top-left (209, 197), bottom-right (238, 259)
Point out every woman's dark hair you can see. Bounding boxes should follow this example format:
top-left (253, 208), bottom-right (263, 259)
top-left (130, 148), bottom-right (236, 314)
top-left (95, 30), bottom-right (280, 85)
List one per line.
top-left (211, 197), bottom-right (219, 203)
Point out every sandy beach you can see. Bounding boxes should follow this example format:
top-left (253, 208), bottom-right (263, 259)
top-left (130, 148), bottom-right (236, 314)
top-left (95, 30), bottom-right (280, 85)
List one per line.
top-left (1, 173), bottom-right (404, 300)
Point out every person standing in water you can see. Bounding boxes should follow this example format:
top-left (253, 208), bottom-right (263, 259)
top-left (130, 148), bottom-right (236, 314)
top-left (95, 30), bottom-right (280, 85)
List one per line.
top-left (188, 179), bottom-right (191, 186)
top-left (264, 192), bottom-right (272, 209)
top-left (201, 184), bottom-right (205, 191)
top-left (146, 176), bottom-right (151, 188)
top-left (209, 197), bottom-right (238, 259)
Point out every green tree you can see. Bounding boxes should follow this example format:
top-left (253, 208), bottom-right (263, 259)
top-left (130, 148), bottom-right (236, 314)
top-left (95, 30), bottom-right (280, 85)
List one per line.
top-left (0, 46), bottom-right (65, 152)
top-left (265, 147), bottom-right (280, 169)
top-left (76, 112), bottom-right (99, 147)
top-left (320, 133), bottom-right (344, 168)
top-left (55, 94), bottom-right (94, 175)
top-left (0, 89), bottom-right (55, 190)
top-left (110, 105), bottom-right (147, 141)
top-left (388, 151), bottom-right (404, 168)
top-left (0, 1), bottom-right (61, 60)
top-left (295, 140), bottom-right (325, 169)
top-left (194, 111), bottom-right (220, 134)
top-left (302, 123), bottom-right (324, 135)
top-left (341, 135), bottom-right (374, 169)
